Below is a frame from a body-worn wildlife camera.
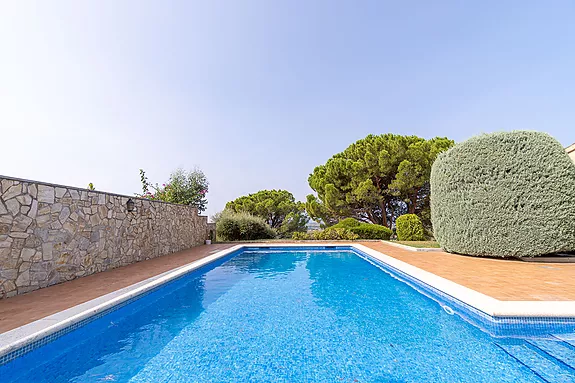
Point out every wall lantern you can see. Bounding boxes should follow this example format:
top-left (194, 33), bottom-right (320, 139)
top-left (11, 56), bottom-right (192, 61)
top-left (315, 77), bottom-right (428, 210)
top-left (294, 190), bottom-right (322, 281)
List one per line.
top-left (126, 198), bottom-right (136, 213)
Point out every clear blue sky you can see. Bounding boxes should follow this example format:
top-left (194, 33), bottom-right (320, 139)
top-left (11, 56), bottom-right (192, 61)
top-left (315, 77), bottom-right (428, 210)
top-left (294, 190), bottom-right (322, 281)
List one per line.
top-left (1, 1), bottom-right (574, 217)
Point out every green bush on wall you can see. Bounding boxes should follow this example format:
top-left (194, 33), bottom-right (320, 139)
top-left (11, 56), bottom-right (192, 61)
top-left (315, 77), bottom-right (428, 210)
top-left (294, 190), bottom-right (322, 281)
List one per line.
top-left (430, 131), bottom-right (575, 257)
top-left (396, 214), bottom-right (426, 241)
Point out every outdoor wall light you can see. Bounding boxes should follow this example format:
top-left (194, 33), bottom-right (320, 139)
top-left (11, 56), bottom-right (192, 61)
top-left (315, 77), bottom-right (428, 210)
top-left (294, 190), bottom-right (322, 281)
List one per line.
top-left (126, 198), bottom-right (136, 213)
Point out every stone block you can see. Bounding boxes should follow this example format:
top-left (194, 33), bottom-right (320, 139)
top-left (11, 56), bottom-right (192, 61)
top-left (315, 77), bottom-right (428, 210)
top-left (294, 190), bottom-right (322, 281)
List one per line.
top-left (50, 220), bottom-right (63, 229)
top-left (21, 248), bottom-right (36, 262)
top-left (28, 184), bottom-right (38, 199)
top-left (5, 198), bottom-right (20, 216)
top-left (28, 200), bottom-right (38, 219)
top-left (37, 185), bottom-right (55, 204)
top-left (36, 214), bottom-right (51, 227)
top-left (19, 261), bottom-right (31, 272)
top-left (70, 189), bottom-right (80, 200)
top-left (16, 194), bottom-right (32, 206)
top-left (59, 207), bottom-right (71, 223)
top-left (30, 271), bottom-right (48, 281)
top-left (0, 223), bottom-right (10, 235)
top-left (9, 232), bottom-right (29, 239)
top-left (13, 215), bottom-right (33, 231)
top-left (42, 243), bottom-right (53, 260)
top-left (2, 184), bottom-right (22, 200)
top-left (55, 187), bottom-right (67, 198)
top-left (2, 280), bottom-right (16, 293)
top-left (1, 179), bottom-right (13, 192)
top-left (15, 270), bottom-right (30, 287)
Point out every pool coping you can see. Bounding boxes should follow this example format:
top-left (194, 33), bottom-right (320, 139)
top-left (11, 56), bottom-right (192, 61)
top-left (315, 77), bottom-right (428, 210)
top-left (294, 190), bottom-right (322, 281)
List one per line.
top-left (381, 241), bottom-right (443, 252)
top-left (1, 243), bottom-right (575, 362)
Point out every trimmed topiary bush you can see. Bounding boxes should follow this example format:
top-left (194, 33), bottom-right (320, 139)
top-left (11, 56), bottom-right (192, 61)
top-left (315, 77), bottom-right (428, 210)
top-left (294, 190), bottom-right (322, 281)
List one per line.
top-left (216, 211), bottom-right (276, 241)
top-left (431, 131), bottom-right (575, 257)
top-left (396, 214), bottom-right (426, 241)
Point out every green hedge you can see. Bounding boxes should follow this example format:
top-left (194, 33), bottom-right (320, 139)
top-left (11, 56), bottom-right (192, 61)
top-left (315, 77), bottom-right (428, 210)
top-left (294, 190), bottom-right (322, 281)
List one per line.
top-left (216, 211), bottom-right (276, 241)
top-left (332, 218), bottom-right (361, 228)
top-left (292, 227), bottom-right (359, 240)
top-left (332, 219), bottom-right (393, 240)
top-left (351, 224), bottom-right (392, 240)
top-left (396, 214), bottom-right (426, 241)
top-left (430, 131), bottom-right (575, 257)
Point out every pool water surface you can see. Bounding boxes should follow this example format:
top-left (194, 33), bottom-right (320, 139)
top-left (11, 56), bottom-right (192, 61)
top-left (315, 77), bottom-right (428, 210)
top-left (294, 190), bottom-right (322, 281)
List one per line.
top-left (1, 248), bottom-right (575, 382)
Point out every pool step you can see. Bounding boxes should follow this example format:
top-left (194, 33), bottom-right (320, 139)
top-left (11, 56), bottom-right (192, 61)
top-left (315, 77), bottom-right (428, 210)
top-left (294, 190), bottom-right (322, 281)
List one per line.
top-left (496, 341), bottom-right (575, 383)
top-left (553, 336), bottom-right (575, 349)
top-left (528, 339), bottom-right (575, 371)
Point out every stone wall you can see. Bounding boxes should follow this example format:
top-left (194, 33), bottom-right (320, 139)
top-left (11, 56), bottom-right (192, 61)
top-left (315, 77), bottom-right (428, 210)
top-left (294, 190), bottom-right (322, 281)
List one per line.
top-left (0, 176), bottom-right (209, 298)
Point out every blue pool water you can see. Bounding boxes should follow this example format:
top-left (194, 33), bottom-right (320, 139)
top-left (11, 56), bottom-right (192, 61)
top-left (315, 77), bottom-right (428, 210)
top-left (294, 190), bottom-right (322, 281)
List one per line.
top-left (2, 247), bottom-right (575, 382)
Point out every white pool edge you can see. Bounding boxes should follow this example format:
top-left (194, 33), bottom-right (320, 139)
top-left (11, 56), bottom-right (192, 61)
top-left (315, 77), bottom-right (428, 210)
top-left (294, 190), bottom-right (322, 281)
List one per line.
top-left (381, 241), bottom-right (443, 252)
top-left (1, 243), bottom-right (574, 359)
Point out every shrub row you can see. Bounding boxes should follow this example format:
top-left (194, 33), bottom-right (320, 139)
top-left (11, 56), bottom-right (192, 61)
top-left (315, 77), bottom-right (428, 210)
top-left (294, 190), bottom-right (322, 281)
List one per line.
top-left (216, 211), bottom-right (276, 241)
top-left (332, 218), bottom-right (392, 240)
top-left (292, 227), bottom-right (359, 240)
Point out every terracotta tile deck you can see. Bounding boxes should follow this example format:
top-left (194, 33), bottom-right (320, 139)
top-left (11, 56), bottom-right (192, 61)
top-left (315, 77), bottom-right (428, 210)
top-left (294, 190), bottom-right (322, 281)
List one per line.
top-left (362, 242), bottom-right (575, 302)
top-left (1, 241), bottom-right (574, 334)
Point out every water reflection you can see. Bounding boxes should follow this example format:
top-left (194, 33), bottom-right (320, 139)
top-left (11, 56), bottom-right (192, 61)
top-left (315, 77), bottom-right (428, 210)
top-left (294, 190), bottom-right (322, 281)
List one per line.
top-left (227, 250), bottom-right (305, 278)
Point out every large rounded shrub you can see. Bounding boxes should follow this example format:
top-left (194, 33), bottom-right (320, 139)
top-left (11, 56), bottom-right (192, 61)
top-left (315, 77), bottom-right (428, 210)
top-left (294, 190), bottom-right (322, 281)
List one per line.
top-left (396, 214), bottom-right (426, 241)
top-left (216, 211), bottom-right (276, 241)
top-left (431, 131), bottom-right (575, 257)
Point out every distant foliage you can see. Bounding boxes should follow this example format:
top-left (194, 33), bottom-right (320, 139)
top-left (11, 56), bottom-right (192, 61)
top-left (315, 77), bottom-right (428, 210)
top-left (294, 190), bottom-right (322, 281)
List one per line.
top-left (292, 227), bottom-right (359, 241)
top-left (307, 134), bottom-right (453, 229)
top-left (332, 218), bottom-right (392, 240)
top-left (226, 190), bottom-right (308, 237)
top-left (431, 131), bottom-right (575, 257)
top-left (137, 168), bottom-right (209, 212)
top-left (395, 214), bottom-right (426, 241)
top-left (216, 210), bottom-right (276, 241)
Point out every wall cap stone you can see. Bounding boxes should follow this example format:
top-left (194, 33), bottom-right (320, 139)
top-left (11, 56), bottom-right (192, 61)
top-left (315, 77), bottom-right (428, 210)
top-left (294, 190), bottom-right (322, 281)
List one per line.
top-left (0, 174), bottom-right (207, 216)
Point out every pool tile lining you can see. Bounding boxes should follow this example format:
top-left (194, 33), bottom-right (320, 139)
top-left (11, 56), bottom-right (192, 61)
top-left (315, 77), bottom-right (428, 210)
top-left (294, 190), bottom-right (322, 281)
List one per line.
top-left (1, 243), bottom-right (575, 366)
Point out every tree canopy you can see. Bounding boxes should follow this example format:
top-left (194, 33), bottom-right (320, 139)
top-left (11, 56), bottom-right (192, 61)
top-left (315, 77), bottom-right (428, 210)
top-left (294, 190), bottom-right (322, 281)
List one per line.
top-left (307, 134), bottom-right (453, 228)
top-left (137, 168), bottom-right (209, 212)
top-left (225, 189), bottom-right (308, 236)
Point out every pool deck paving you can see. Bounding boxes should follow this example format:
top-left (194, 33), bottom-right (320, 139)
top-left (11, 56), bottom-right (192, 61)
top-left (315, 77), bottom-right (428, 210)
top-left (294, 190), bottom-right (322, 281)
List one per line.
top-left (1, 241), bottom-right (574, 334)
top-left (361, 242), bottom-right (575, 302)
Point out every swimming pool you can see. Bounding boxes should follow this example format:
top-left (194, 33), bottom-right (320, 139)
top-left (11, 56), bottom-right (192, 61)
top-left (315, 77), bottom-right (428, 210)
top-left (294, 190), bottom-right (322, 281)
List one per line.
top-left (2, 246), bottom-right (575, 382)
